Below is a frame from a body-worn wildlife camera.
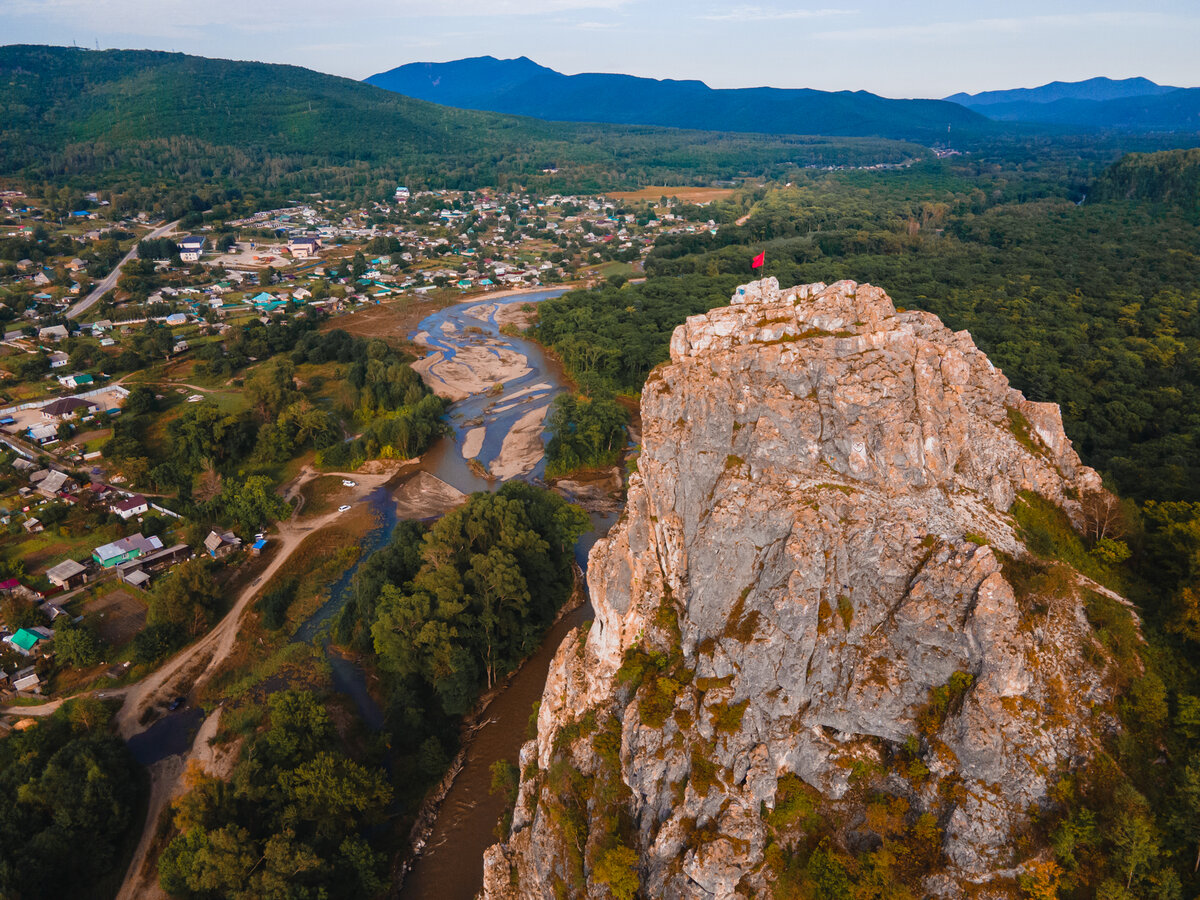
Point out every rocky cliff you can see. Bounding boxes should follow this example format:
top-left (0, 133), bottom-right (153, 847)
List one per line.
top-left (483, 279), bottom-right (1133, 899)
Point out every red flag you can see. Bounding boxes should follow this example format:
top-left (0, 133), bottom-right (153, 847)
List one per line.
top-left (751, 252), bottom-right (765, 269)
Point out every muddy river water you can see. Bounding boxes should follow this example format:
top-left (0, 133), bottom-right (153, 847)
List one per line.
top-left (300, 291), bottom-right (618, 898)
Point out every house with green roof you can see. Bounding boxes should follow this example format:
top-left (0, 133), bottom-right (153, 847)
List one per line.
top-left (4, 627), bottom-right (53, 656)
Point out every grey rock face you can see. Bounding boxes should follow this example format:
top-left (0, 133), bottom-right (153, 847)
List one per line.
top-left (483, 280), bottom-right (1123, 899)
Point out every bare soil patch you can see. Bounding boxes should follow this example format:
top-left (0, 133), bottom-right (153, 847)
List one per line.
top-left (605, 186), bottom-right (737, 203)
top-left (85, 589), bottom-right (148, 647)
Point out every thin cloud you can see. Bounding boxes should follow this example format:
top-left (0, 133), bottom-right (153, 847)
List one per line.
top-left (700, 6), bottom-right (857, 22)
top-left (575, 20), bottom-right (619, 29)
top-left (813, 11), bottom-right (1192, 41)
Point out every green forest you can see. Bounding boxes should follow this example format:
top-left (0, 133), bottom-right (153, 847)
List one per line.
top-left (0, 700), bottom-right (142, 900)
top-left (157, 689), bottom-right (392, 899)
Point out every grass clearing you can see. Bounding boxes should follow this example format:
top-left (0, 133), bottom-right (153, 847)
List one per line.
top-left (297, 475), bottom-right (354, 518)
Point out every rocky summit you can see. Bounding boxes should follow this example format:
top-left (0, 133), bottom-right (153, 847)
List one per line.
top-left (482, 278), bottom-right (1136, 899)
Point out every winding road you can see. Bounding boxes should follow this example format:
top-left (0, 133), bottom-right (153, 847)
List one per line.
top-left (67, 219), bottom-right (181, 320)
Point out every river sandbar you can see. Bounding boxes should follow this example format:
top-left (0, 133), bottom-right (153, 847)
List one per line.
top-left (462, 427), bottom-right (485, 460)
top-left (489, 405), bottom-right (549, 480)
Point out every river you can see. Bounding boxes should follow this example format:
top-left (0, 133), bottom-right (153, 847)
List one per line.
top-left (294, 290), bottom-right (617, 898)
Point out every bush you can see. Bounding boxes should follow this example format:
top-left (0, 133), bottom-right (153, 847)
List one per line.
top-left (131, 622), bottom-right (184, 664)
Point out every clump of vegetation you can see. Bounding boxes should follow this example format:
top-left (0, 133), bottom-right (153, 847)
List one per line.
top-left (915, 670), bottom-right (975, 737)
top-left (490, 758), bottom-right (520, 839)
top-left (689, 743), bottom-right (721, 797)
top-left (709, 698), bottom-right (749, 734)
top-left (765, 773), bottom-right (822, 832)
top-left (545, 389), bottom-right (629, 477)
top-left (159, 690), bottom-right (391, 899)
top-left (724, 585), bottom-right (761, 643)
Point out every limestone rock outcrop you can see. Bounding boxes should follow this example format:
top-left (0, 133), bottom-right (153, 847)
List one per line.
top-left (483, 279), bottom-right (1127, 899)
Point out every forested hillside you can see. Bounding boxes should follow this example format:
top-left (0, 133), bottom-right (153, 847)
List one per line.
top-left (1092, 148), bottom-right (1200, 204)
top-left (0, 45), bottom-right (924, 208)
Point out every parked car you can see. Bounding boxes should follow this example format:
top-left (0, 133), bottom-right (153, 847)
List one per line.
top-left (342, 479), bottom-right (357, 487)
top-left (168, 696), bottom-right (186, 711)
top-left (338, 504), bottom-right (351, 512)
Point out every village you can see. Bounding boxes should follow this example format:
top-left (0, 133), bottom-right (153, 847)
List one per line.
top-left (0, 181), bottom-right (722, 709)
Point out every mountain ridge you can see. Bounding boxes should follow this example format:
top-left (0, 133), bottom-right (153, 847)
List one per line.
top-left (945, 75), bottom-right (1180, 107)
top-left (366, 55), bottom-right (993, 142)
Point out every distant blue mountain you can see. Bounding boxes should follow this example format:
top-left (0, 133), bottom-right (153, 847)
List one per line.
top-left (944, 77), bottom-right (1200, 131)
top-left (366, 56), bottom-right (992, 142)
top-left (945, 76), bottom-right (1178, 108)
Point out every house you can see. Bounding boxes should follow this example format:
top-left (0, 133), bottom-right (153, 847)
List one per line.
top-left (36, 470), bottom-right (76, 498)
top-left (110, 494), bottom-right (149, 520)
top-left (92, 534), bottom-right (163, 568)
top-left (91, 319), bottom-right (113, 335)
top-left (48, 351), bottom-right (69, 369)
top-left (39, 325), bottom-right (68, 342)
top-left (287, 237), bottom-right (320, 259)
top-left (22, 517), bottom-right (42, 534)
top-left (177, 235), bottom-right (206, 261)
top-left (0, 578), bottom-right (20, 595)
top-left (12, 669), bottom-right (40, 693)
top-left (67, 258), bottom-right (87, 272)
top-left (164, 312), bottom-right (187, 326)
top-left (27, 423), bottom-right (59, 444)
top-left (116, 542), bottom-right (191, 587)
top-left (57, 373), bottom-right (94, 390)
top-left (46, 559), bottom-right (88, 590)
top-left (41, 397), bottom-right (97, 421)
top-left (5, 626), bottom-right (53, 656)
top-left (204, 529), bottom-right (242, 559)
top-left (32, 272), bottom-right (51, 286)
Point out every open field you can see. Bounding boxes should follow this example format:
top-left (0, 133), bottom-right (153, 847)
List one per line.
top-left (323, 296), bottom-right (447, 347)
top-left (605, 186), bottom-right (738, 203)
top-left (296, 474), bottom-right (355, 518)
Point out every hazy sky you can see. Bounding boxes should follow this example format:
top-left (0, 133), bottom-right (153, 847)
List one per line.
top-left (5, 0), bottom-right (1198, 98)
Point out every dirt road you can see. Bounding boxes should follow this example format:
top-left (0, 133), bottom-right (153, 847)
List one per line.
top-left (113, 467), bottom-right (397, 738)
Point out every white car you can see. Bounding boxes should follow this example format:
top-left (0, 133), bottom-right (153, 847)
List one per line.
top-left (342, 479), bottom-right (357, 487)
top-left (338, 504), bottom-right (351, 512)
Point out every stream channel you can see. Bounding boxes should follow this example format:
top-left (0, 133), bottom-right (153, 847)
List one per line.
top-left (329, 292), bottom-right (621, 899)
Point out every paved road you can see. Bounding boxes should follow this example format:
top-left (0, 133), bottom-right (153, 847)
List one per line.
top-left (67, 219), bottom-right (181, 320)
